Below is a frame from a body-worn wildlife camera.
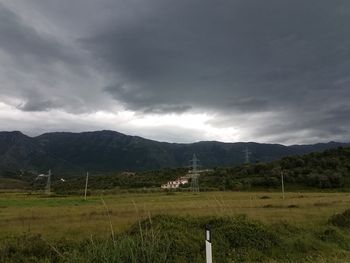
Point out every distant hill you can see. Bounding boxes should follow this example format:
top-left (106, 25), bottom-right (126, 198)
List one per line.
top-left (0, 130), bottom-right (349, 175)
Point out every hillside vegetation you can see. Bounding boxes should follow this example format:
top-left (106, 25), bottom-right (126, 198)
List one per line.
top-left (2, 146), bottom-right (350, 193)
top-left (52, 146), bottom-right (350, 193)
top-left (202, 146), bottom-right (350, 190)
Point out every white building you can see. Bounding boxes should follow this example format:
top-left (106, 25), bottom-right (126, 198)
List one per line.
top-left (161, 177), bottom-right (189, 189)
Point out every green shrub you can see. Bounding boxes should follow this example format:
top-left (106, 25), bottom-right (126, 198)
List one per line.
top-left (0, 234), bottom-right (62, 262)
top-left (328, 209), bottom-right (350, 227)
top-left (3, 213), bottom-right (350, 262)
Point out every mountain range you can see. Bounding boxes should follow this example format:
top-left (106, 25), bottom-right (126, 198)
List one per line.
top-left (0, 130), bottom-right (349, 175)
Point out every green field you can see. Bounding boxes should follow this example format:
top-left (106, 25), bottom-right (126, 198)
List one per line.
top-left (1, 190), bottom-right (350, 262)
top-left (0, 191), bottom-right (347, 239)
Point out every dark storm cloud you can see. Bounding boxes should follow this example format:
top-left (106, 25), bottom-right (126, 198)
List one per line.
top-left (104, 84), bottom-right (192, 113)
top-left (85, 0), bottom-right (350, 109)
top-left (17, 99), bottom-right (61, 112)
top-left (0, 2), bottom-right (111, 115)
top-left (1, 0), bottom-right (350, 143)
top-left (226, 98), bottom-right (269, 113)
top-left (0, 3), bottom-right (76, 65)
top-left (81, 0), bottom-right (350, 142)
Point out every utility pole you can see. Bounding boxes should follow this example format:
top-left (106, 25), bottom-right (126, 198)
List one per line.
top-left (281, 170), bottom-right (285, 200)
top-left (84, 171), bottom-right (89, 200)
top-left (46, 169), bottom-right (51, 195)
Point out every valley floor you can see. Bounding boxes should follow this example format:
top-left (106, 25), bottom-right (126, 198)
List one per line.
top-left (1, 191), bottom-right (350, 262)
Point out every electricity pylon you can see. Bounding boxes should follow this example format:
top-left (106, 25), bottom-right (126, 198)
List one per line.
top-left (189, 154), bottom-right (200, 192)
top-left (243, 147), bottom-right (251, 164)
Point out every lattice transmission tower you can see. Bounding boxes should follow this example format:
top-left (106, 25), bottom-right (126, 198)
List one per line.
top-left (35, 169), bottom-right (52, 195)
top-left (189, 154), bottom-right (200, 192)
top-left (243, 147), bottom-right (251, 164)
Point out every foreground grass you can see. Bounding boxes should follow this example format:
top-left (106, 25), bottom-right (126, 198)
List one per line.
top-left (1, 191), bottom-right (350, 262)
top-left (2, 212), bottom-right (350, 262)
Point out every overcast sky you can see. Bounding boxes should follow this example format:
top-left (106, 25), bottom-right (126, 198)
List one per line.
top-left (0, 0), bottom-right (349, 144)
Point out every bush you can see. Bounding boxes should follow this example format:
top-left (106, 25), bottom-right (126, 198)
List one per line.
top-left (4, 213), bottom-right (350, 262)
top-left (3, 215), bottom-right (276, 262)
top-left (328, 209), bottom-right (350, 228)
top-left (0, 234), bottom-right (63, 262)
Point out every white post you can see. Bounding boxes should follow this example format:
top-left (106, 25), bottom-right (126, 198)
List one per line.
top-left (205, 225), bottom-right (212, 263)
top-left (281, 170), bottom-right (285, 200)
top-left (84, 171), bottom-right (89, 200)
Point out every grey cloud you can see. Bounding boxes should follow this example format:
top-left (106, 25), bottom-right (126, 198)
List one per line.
top-left (0, 2), bottom-right (113, 115)
top-left (143, 105), bottom-right (192, 114)
top-left (242, 105), bottom-right (350, 144)
top-left (226, 98), bottom-right (269, 112)
top-left (0, 3), bottom-right (77, 65)
top-left (105, 84), bottom-right (192, 113)
top-left (1, 0), bottom-right (350, 144)
top-left (17, 99), bottom-right (61, 112)
top-left (85, 0), bottom-right (350, 115)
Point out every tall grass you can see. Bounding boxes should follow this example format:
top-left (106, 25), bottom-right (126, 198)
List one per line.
top-left (2, 192), bottom-right (350, 262)
top-left (4, 211), bottom-right (350, 262)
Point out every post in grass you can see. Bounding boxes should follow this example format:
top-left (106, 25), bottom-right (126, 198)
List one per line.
top-left (84, 171), bottom-right (89, 200)
top-left (281, 170), bottom-right (285, 200)
top-left (205, 224), bottom-right (212, 263)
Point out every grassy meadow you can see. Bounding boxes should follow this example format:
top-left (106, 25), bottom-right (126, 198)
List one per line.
top-left (1, 190), bottom-right (350, 262)
top-left (0, 191), bottom-right (348, 240)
